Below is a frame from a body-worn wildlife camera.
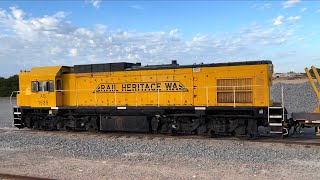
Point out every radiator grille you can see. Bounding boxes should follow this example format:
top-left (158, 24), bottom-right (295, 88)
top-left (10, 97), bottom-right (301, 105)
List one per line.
top-left (217, 78), bottom-right (253, 103)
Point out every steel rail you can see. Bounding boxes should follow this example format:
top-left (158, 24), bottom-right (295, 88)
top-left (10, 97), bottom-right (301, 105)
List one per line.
top-left (0, 173), bottom-right (53, 180)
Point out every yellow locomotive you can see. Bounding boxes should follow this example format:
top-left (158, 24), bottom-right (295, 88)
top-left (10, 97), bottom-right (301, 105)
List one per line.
top-left (13, 60), bottom-right (287, 138)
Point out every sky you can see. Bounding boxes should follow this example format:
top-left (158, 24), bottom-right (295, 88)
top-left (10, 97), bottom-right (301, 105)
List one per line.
top-left (0, 0), bottom-right (320, 77)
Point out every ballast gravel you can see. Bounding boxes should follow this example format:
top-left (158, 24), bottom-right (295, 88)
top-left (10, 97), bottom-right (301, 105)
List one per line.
top-left (0, 130), bottom-right (320, 179)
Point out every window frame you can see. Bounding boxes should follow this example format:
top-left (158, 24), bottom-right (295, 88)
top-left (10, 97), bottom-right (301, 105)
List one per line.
top-left (31, 80), bottom-right (55, 93)
top-left (31, 81), bottom-right (39, 92)
top-left (48, 81), bottom-right (54, 92)
top-left (56, 79), bottom-right (62, 91)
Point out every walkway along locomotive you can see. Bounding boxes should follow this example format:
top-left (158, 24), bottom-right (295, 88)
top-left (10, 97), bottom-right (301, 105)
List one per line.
top-left (12, 60), bottom-right (293, 138)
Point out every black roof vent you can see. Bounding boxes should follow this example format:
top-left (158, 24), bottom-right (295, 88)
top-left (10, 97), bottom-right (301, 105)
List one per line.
top-left (74, 62), bottom-right (135, 73)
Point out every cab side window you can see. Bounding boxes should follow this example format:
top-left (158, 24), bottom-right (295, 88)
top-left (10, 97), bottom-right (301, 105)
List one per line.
top-left (49, 81), bottom-right (54, 92)
top-left (32, 80), bottom-right (55, 92)
top-left (32, 81), bottom-right (39, 92)
top-left (39, 81), bottom-right (48, 92)
top-left (56, 79), bottom-right (62, 91)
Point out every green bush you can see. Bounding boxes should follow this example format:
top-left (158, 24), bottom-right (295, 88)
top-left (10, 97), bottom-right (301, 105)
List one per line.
top-left (0, 75), bottom-right (19, 97)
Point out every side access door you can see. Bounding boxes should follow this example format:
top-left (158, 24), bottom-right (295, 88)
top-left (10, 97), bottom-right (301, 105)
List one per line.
top-left (56, 78), bottom-right (63, 106)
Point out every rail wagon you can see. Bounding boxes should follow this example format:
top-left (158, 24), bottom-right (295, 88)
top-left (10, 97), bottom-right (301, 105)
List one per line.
top-left (13, 60), bottom-right (288, 138)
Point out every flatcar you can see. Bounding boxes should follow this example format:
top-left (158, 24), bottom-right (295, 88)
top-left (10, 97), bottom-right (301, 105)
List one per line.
top-left (13, 60), bottom-right (289, 138)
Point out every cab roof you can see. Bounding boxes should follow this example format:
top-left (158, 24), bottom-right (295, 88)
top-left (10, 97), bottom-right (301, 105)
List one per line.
top-left (28, 66), bottom-right (63, 76)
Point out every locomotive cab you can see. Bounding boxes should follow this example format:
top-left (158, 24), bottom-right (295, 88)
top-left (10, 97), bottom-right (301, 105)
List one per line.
top-left (17, 66), bottom-right (70, 108)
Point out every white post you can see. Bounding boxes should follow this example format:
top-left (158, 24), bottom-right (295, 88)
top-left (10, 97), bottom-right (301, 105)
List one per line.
top-left (281, 85), bottom-right (284, 122)
top-left (114, 90), bottom-right (117, 107)
top-left (206, 87), bottom-right (208, 107)
top-left (76, 89), bottom-right (78, 107)
top-left (233, 86), bottom-right (236, 107)
top-left (136, 91), bottom-right (138, 107)
top-left (95, 90), bottom-right (97, 107)
top-left (158, 88), bottom-right (160, 107)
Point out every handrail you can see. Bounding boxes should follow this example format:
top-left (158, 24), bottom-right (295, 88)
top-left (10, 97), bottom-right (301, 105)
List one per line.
top-left (10, 91), bottom-right (20, 107)
top-left (11, 84), bottom-right (267, 108)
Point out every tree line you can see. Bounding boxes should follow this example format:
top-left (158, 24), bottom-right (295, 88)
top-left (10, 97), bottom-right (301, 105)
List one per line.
top-left (0, 75), bottom-right (19, 97)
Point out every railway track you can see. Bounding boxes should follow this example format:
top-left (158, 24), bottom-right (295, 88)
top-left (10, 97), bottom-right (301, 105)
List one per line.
top-left (0, 173), bottom-right (52, 180)
top-left (1, 128), bottom-right (319, 147)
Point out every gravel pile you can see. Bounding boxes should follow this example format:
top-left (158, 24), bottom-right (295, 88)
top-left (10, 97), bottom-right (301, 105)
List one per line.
top-left (270, 82), bottom-right (318, 115)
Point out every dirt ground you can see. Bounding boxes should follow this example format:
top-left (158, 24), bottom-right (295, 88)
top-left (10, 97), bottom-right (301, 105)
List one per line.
top-left (0, 151), bottom-right (256, 180)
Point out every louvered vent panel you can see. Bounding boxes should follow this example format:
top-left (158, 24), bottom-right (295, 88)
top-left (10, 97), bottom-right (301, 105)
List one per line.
top-left (217, 78), bottom-right (253, 104)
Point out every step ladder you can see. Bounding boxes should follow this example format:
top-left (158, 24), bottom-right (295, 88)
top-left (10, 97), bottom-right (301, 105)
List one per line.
top-left (13, 106), bottom-right (23, 128)
top-left (268, 106), bottom-right (287, 137)
top-left (268, 86), bottom-right (288, 137)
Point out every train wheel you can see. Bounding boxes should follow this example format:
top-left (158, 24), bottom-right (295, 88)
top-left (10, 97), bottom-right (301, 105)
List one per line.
top-left (209, 130), bottom-right (218, 138)
top-left (33, 121), bottom-right (41, 130)
top-left (57, 121), bottom-right (66, 131)
top-left (85, 120), bottom-right (98, 132)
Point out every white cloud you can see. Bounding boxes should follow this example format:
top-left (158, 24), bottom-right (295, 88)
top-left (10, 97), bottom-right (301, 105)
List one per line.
top-left (53, 11), bottom-right (68, 19)
top-left (130, 4), bottom-right (144, 10)
top-left (10, 6), bottom-right (24, 19)
top-left (0, 8), bottom-right (72, 40)
top-left (251, 3), bottom-right (272, 10)
top-left (0, 7), bottom-right (299, 77)
top-left (94, 24), bottom-right (108, 34)
top-left (236, 25), bottom-right (291, 46)
top-left (69, 48), bottom-right (78, 57)
top-left (0, 9), bottom-right (6, 17)
top-left (300, 7), bottom-right (307, 12)
top-left (86, 0), bottom-right (101, 9)
top-left (287, 16), bottom-right (301, 22)
top-left (283, 0), bottom-right (301, 8)
top-left (273, 16), bottom-right (284, 26)
top-left (50, 47), bottom-right (62, 55)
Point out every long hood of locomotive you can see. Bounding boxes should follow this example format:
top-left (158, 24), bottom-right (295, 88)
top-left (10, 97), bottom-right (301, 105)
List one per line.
top-left (61, 65), bottom-right (270, 108)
